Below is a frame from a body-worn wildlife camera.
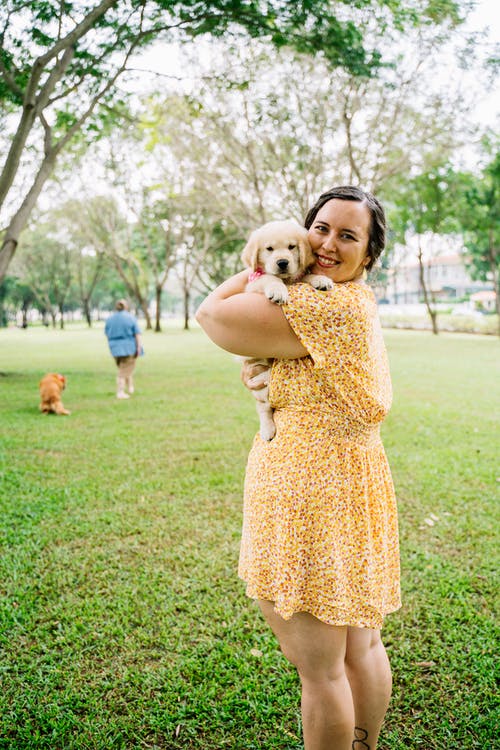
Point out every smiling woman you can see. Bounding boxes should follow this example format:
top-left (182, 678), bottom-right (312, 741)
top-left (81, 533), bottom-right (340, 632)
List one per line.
top-left (196, 186), bottom-right (400, 750)
top-left (305, 186), bottom-right (387, 279)
top-left (308, 200), bottom-right (370, 281)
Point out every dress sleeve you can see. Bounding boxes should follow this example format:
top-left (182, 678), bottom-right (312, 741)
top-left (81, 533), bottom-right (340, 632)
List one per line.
top-left (282, 283), bottom-right (365, 369)
top-left (282, 282), bottom-right (392, 424)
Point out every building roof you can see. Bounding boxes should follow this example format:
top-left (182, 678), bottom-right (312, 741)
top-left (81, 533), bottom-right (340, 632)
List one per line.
top-left (470, 290), bottom-right (496, 301)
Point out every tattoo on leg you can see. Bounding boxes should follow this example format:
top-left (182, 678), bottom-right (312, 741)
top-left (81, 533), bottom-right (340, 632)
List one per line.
top-left (352, 726), bottom-right (370, 750)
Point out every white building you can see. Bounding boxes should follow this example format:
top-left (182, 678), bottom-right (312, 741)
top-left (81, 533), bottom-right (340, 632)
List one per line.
top-left (470, 290), bottom-right (497, 313)
top-left (386, 253), bottom-right (493, 304)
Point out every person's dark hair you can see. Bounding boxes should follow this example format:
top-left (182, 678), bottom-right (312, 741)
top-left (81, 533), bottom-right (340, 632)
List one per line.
top-left (304, 186), bottom-right (386, 271)
top-left (115, 299), bottom-right (128, 311)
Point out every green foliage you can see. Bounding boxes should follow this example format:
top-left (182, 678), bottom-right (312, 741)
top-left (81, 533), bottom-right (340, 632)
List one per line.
top-left (0, 326), bottom-right (498, 748)
top-left (421, 0), bottom-right (465, 25)
top-left (0, 276), bottom-right (36, 326)
top-left (383, 164), bottom-right (463, 238)
top-left (457, 149), bottom-right (500, 283)
top-left (196, 220), bottom-right (246, 291)
top-left (0, 0), bottom-right (466, 115)
top-left (382, 147), bottom-right (499, 296)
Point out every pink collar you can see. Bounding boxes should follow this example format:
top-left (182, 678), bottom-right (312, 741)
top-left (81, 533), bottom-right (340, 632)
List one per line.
top-left (248, 267), bottom-right (265, 282)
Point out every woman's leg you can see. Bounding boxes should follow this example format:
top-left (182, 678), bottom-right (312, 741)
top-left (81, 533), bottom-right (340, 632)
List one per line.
top-left (344, 627), bottom-right (392, 750)
top-left (122, 356), bottom-right (136, 394)
top-left (258, 601), bottom-right (354, 750)
top-left (116, 358), bottom-right (130, 399)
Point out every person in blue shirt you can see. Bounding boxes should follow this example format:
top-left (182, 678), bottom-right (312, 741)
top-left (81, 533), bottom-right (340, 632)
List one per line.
top-left (104, 299), bottom-right (142, 399)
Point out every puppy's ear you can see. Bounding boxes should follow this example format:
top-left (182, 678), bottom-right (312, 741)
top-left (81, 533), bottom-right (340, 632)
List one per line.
top-left (241, 230), bottom-right (260, 270)
top-left (298, 231), bottom-right (314, 271)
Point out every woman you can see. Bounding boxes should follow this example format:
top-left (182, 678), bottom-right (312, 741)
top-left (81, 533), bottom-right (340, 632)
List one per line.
top-left (104, 299), bottom-right (143, 399)
top-left (196, 186), bottom-right (401, 750)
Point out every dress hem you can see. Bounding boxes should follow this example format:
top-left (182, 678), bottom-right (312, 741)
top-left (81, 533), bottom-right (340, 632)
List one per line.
top-left (241, 578), bottom-right (401, 630)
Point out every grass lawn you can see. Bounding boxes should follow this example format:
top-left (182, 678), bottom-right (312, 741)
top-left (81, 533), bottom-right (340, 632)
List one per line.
top-left (0, 323), bottom-right (498, 749)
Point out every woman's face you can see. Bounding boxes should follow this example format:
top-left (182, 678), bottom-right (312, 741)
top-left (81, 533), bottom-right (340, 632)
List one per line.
top-left (307, 199), bottom-right (370, 283)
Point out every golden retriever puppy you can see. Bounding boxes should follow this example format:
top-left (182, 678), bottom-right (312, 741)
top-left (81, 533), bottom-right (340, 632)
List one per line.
top-left (240, 219), bottom-right (333, 440)
top-left (241, 219), bottom-right (332, 304)
top-left (39, 373), bottom-right (71, 415)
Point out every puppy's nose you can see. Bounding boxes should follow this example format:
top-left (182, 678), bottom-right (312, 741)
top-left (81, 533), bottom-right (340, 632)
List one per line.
top-left (277, 259), bottom-right (289, 271)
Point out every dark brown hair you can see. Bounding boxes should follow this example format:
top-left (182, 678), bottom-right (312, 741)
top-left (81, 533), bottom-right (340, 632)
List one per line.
top-left (304, 186), bottom-right (386, 271)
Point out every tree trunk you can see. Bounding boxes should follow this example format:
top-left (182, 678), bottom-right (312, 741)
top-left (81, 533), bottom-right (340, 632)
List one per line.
top-left (0, 0), bottom-right (122, 284)
top-left (488, 240), bottom-right (500, 337)
top-left (83, 297), bottom-right (92, 327)
top-left (155, 285), bottom-right (162, 332)
top-left (139, 299), bottom-right (152, 330)
top-left (0, 0), bottom-right (116, 213)
top-left (0, 147), bottom-right (58, 283)
top-left (183, 287), bottom-right (190, 331)
top-left (50, 310), bottom-right (57, 328)
top-left (59, 305), bottom-right (64, 329)
top-left (418, 244), bottom-right (439, 335)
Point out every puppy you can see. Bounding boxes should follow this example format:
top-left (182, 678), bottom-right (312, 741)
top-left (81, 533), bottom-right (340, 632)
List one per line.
top-left (241, 219), bottom-right (333, 441)
top-left (39, 373), bottom-right (71, 415)
top-left (241, 219), bottom-right (332, 304)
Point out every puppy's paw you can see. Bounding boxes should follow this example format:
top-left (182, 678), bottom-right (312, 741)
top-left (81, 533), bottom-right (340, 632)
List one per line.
top-left (304, 273), bottom-right (334, 291)
top-left (260, 421), bottom-right (276, 441)
top-left (265, 284), bottom-right (289, 305)
top-left (248, 370), bottom-right (270, 390)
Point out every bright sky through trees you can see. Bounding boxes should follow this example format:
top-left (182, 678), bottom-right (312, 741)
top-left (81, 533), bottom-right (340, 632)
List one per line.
top-left (129, 0), bottom-right (499, 128)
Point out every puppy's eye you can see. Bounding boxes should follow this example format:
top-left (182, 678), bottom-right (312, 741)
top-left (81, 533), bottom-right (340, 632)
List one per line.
top-left (266, 246), bottom-right (274, 252)
top-left (288, 244), bottom-right (296, 250)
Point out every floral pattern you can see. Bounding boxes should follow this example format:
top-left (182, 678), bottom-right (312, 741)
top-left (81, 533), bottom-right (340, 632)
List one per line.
top-left (238, 282), bottom-right (401, 629)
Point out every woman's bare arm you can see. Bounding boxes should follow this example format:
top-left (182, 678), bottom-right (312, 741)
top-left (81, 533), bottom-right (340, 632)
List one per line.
top-left (195, 270), bottom-right (308, 359)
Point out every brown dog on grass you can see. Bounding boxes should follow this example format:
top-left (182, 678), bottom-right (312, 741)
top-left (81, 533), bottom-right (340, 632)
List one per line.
top-left (39, 373), bottom-right (71, 415)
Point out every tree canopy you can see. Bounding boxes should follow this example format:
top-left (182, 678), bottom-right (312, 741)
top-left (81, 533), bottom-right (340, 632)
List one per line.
top-left (0, 0), bottom-right (468, 282)
top-left (458, 148), bottom-right (500, 326)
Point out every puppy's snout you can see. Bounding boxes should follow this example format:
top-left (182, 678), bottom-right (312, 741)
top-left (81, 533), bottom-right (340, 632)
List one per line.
top-left (277, 259), bottom-right (289, 271)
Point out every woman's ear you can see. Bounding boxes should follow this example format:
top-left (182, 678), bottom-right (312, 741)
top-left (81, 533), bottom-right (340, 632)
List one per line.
top-left (241, 231), bottom-right (260, 269)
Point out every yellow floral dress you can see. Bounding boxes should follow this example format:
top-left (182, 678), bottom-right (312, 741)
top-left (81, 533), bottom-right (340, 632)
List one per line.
top-left (238, 282), bottom-right (401, 629)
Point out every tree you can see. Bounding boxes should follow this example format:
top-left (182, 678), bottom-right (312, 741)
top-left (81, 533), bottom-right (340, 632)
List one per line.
top-left (173, 203), bottom-right (228, 330)
top-left (131, 202), bottom-right (176, 332)
top-left (14, 225), bottom-right (75, 328)
top-left (0, 0), bottom-right (418, 283)
top-left (383, 166), bottom-right (461, 333)
top-left (73, 196), bottom-right (154, 328)
top-left (458, 149), bottom-right (500, 333)
top-left (142, 6), bottom-right (475, 222)
top-left (0, 275), bottom-right (34, 326)
top-left (5, 279), bottom-right (37, 328)
top-left (43, 199), bottom-right (108, 326)
top-left (194, 221), bottom-right (246, 294)
top-left (138, 25), bottom-right (475, 309)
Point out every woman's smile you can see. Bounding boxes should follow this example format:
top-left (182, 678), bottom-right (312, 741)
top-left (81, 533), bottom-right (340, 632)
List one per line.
top-left (307, 198), bottom-right (371, 282)
top-left (315, 254), bottom-right (341, 268)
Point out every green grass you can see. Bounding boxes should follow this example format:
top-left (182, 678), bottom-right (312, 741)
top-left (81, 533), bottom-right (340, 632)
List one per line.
top-left (0, 324), bottom-right (498, 749)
